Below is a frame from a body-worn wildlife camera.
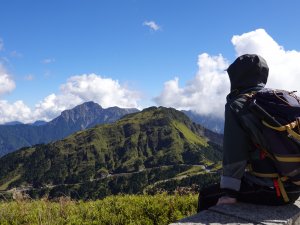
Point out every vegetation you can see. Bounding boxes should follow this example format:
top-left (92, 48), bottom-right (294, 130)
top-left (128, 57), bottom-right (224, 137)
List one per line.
top-left (0, 106), bottom-right (222, 199)
top-left (0, 194), bottom-right (197, 225)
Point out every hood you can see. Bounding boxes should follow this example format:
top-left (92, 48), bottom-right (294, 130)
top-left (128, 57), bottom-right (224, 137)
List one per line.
top-left (227, 54), bottom-right (269, 92)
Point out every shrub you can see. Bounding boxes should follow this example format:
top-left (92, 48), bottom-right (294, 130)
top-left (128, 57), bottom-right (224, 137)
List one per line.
top-left (0, 193), bottom-right (197, 225)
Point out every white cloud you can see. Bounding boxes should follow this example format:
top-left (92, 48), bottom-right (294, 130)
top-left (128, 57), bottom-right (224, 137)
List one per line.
top-left (0, 73), bottom-right (141, 123)
top-left (61, 74), bottom-right (140, 107)
top-left (154, 54), bottom-right (229, 118)
top-left (0, 64), bottom-right (16, 95)
top-left (231, 28), bottom-right (300, 92)
top-left (0, 100), bottom-right (32, 124)
top-left (42, 58), bottom-right (55, 64)
top-left (32, 74), bottom-right (140, 121)
top-left (143, 21), bottom-right (161, 31)
top-left (155, 28), bottom-right (300, 119)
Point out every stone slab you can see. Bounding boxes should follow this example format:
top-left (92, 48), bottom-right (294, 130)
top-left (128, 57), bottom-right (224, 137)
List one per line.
top-left (170, 209), bottom-right (256, 225)
top-left (170, 198), bottom-right (300, 225)
top-left (210, 199), bottom-right (300, 225)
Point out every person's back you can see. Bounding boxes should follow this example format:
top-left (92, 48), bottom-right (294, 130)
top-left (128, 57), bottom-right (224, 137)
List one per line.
top-left (198, 54), bottom-right (300, 211)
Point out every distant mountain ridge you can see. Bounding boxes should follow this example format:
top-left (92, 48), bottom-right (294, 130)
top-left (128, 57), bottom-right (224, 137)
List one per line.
top-left (182, 110), bottom-right (224, 133)
top-left (0, 102), bottom-right (224, 157)
top-left (31, 121), bottom-right (47, 126)
top-left (3, 121), bottom-right (24, 126)
top-left (0, 106), bottom-right (222, 199)
top-left (0, 102), bottom-right (139, 157)
top-left (47, 101), bottom-right (139, 131)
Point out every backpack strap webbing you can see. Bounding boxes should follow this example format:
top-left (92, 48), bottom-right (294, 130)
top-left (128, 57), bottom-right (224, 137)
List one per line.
top-left (247, 164), bottom-right (290, 202)
top-left (262, 120), bottom-right (300, 141)
top-left (273, 155), bottom-right (300, 163)
top-left (293, 180), bottom-right (300, 185)
top-left (256, 142), bottom-right (300, 162)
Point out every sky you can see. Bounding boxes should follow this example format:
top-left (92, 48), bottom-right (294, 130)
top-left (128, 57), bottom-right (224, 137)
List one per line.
top-left (1, 0), bottom-right (300, 124)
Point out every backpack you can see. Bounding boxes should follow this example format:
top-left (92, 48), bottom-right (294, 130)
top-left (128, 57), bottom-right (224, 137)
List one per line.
top-left (231, 88), bottom-right (300, 202)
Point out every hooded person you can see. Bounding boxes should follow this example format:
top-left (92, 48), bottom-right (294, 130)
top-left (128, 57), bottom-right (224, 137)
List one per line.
top-left (197, 54), bottom-right (300, 211)
top-left (227, 54), bottom-right (269, 92)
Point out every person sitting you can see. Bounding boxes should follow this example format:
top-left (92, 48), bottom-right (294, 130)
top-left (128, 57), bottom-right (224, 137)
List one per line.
top-left (198, 54), bottom-right (300, 211)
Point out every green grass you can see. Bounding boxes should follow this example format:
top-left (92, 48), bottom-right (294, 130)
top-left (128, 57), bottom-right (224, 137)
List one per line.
top-left (172, 121), bottom-right (208, 146)
top-left (0, 174), bottom-right (21, 191)
top-left (210, 162), bottom-right (222, 172)
top-left (176, 166), bottom-right (205, 178)
top-left (0, 194), bottom-right (198, 225)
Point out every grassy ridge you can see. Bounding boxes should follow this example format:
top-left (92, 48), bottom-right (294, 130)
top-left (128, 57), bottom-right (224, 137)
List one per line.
top-left (0, 194), bottom-right (197, 225)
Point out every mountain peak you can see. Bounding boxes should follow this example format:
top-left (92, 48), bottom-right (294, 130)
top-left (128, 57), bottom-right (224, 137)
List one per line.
top-left (138, 106), bottom-right (191, 124)
top-left (0, 102), bottom-right (139, 157)
top-left (49, 101), bottom-right (140, 131)
top-left (31, 120), bottom-right (47, 126)
top-left (58, 102), bottom-right (102, 122)
top-left (61, 101), bottom-right (102, 115)
top-left (80, 101), bottom-right (102, 108)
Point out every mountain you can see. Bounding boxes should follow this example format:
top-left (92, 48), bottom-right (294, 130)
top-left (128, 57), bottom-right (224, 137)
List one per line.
top-left (0, 106), bottom-right (222, 199)
top-left (0, 102), bottom-right (139, 157)
top-left (30, 120), bottom-right (47, 126)
top-left (4, 121), bottom-right (24, 125)
top-left (182, 110), bottom-right (224, 133)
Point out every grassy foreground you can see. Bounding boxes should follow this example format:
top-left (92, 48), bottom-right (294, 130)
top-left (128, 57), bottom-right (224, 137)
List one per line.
top-left (0, 194), bottom-right (198, 225)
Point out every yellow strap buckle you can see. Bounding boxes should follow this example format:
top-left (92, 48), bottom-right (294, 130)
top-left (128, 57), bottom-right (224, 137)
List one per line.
top-left (262, 120), bottom-right (300, 141)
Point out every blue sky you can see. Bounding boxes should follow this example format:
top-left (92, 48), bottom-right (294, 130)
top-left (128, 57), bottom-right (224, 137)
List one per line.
top-left (1, 0), bottom-right (300, 123)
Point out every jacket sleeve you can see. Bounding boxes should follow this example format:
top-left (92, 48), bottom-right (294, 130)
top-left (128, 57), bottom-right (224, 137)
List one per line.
top-left (221, 102), bottom-right (252, 192)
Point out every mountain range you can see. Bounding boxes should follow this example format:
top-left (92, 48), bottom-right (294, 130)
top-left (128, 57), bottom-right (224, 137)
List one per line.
top-left (0, 102), bottom-right (138, 157)
top-left (0, 102), bottom-right (224, 157)
top-left (0, 106), bottom-right (222, 199)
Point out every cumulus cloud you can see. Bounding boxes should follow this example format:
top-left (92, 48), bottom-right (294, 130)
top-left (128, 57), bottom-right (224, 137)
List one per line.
top-left (32, 74), bottom-right (140, 121)
top-left (0, 64), bottom-right (16, 95)
top-left (0, 73), bottom-right (141, 123)
top-left (143, 21), bottom-right (161, 31)
top-left (0, 100), bottom-right (32, 124)
top-left (231, 28), bottom-right (300, 92)
top-left (155, 28), bottom-right (300, 119)
top-left (154, 54), bottom-right (229, 118)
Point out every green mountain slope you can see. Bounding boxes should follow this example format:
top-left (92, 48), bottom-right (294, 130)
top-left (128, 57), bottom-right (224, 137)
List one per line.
top-left (0, 106), bottom-right (222, 198)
